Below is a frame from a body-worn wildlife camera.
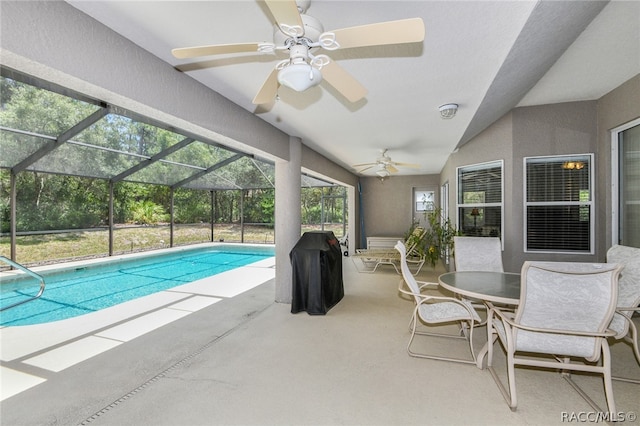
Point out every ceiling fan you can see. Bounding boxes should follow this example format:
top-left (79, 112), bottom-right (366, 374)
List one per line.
top-left (171, 0), bottom-right (425, 105)
top-left (352, 149), bottom-right (420, 176)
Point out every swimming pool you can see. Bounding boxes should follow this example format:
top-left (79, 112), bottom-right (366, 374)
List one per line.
top-left (0, 245), bottom-right (274, 327)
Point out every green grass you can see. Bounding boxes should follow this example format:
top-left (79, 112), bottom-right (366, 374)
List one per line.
top-left (0, 223), bottom-right (345, 266)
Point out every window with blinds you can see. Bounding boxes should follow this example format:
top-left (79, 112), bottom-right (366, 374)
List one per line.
top-left (457, 161), bottom-right (503, 238)
top-left (525, 154), bottom-right (593, 253)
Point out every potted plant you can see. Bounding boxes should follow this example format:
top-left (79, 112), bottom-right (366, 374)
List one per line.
top-left (423, 207), bottom-right (460, 269)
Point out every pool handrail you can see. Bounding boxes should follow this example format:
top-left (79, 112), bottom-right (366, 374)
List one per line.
top-left (0, 256), bottom-right (46, 311)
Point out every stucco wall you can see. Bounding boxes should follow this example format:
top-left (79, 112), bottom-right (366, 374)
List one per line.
top-left (596, 74), bottom-right (640, 251)
top-left (510, 101), bottom-right (598, 269)
top-left (440, 74), bottom-right (640, 272)
top-left (358, 174), bottom-right (440, 248)
top-left (441, 112), bottom-right (514, 243)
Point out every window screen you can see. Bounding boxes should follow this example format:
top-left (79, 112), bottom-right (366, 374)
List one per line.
top-left (525, 154), bottom-right (593, 253)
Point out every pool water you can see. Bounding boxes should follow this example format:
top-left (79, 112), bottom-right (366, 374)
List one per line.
top-left (0, 246), bottom-right (274, 327)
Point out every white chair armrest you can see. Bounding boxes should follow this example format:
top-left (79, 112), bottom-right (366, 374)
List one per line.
top-left (415, 294), bottom-right (480, 322)
top-left (491, 306), bottom-right (515, 321)
top-left (398, 282), bottom-right (477, 317)
top-left (616, 306), bottom-right (640, 313)
top-left (416, 280), bottom-right (439, 290)
top-left (398, 280), bottom-right (438, 297)
top-left (492, 307), bottom-right (617, 338)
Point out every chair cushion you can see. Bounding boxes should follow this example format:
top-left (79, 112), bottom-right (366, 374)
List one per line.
top-left (453, 237), bottom-right (503, 272)
top-left (494, 316), bottom-right (602, 360)
top-left (607, 245), bottom-right (640, 337)
top-left (418, 300), bottom-right (481, 323)
top-left (514, 262), bottom-right (620, 362)
top-left (515, 332), bottom-right (601, 359)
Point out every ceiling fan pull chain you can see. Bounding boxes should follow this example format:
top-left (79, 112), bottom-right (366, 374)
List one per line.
top-left (318, 32), bottom-right (340, 50)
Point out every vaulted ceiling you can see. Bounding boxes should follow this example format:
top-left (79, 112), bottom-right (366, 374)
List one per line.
top-left (66, 0), bottom-right (639, 176)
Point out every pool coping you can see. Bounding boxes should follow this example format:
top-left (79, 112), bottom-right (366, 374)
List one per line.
top-left (1, 242), bottom-right (275, 278)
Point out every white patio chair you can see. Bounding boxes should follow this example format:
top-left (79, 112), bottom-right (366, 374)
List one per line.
top-left (607, 244), bottom-right (640, 384)
top-left (453, 236), bottom-right (504, 272)
top-left (353, 227), bottom-right (426, 275)
top-left (395, 241), bottom-right (481, 364)
top-left (487, 261), bottom-right (623, 413)
top-left (453, 236), bottom-right (506, 320)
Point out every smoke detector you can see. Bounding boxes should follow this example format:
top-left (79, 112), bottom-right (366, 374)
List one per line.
top-left (439, 104), bottom-right (458, 119)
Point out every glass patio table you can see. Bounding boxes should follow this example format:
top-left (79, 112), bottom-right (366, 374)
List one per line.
top-left (438, 271), bottom-right (521, 368)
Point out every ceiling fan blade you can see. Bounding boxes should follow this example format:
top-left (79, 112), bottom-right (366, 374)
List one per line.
top-left (352, 162), bottom-right (377, 168)
top-left (265, 0), bottom-right (304, 36)
top-left (329, 18), bottom-right (425, 50)
top-left (172, 43), bottom-right (261, 59)
top-left (252, 68), bottom-right (280, 105)
top-left (394, 162), bottom-right (421, 168)
top-left (321, 61), bottom-right (368, 103)
top-left (387, 165), bottom-right (399, 173)
top-left (357, 165), bottom-right (375, 173)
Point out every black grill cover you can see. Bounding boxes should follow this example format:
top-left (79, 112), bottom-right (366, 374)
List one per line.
top-left (290, 231), bottom-right (344, 315)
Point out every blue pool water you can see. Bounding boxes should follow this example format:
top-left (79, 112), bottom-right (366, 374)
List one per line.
top-left (0, 245), bottom-right (274, 327)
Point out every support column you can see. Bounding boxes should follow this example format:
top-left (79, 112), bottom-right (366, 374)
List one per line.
top-left (240, 190), bottom-right (245, 243)
top-left (210, 190), bottom-right (215, 242)
top-left (10, 172), bottom-right (17, 262)
top-left (108, 181), bottom-right (114, 256)
top-left (169, 188), bottom-right (174, 247)
top-left (274, 136), bottom-right (301, 303)
top-left (347, 185), bottom-right (357, 256)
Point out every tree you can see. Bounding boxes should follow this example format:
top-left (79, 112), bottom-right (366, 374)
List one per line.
top-left (174, 188), bottom-right (210, 223)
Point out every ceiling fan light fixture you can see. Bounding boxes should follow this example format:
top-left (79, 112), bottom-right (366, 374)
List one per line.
top-left (376, 169), bottom-right (390, 178)
top-left (439, 103), bottom-right (458, 119)
top-left (278, 63), bottom-right (322, 92)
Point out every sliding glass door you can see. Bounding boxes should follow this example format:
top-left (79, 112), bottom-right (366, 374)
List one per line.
top-left (612, 119), bottom-right (640, 247)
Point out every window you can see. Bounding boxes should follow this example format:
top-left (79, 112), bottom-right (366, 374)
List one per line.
top-left (414, 190), bottom-right (435, 212)
top-left (524, 154), bottom-right (593, 253)
top-left (612, 119), bottom-right (640, 247)
top-left (457, 161), bottom-right (503, 239)
top-left (441, 182), bottom-right (450, 219)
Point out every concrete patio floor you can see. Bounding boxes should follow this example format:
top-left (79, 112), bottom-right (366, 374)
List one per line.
top-left (1, 257), bottom-right (638, 425)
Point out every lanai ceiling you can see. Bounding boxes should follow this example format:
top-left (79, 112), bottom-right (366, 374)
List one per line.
top-left (66, 0), bottom-right (639, 176)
